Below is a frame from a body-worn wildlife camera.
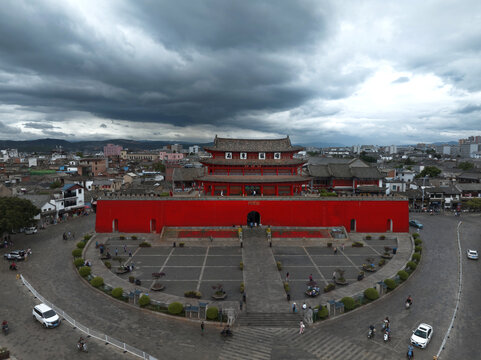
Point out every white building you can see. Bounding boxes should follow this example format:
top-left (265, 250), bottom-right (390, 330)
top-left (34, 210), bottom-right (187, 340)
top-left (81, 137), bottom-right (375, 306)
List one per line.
top-left (189, 145), bottom-right (200, 154)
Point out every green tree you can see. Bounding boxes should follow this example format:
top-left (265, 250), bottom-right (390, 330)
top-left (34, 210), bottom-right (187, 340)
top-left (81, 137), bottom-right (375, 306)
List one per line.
top-left (75, 152), bottom-right (83, 158)
top-left (152, 162), bottom-right (166, 172)
top-left (0, 197), bottom-right (40, 234)
top-left (458, 161), bottom-right (474, 171)
top-left (360, 151), bottom-right (377, 163)
top-left (403, 157), bottom-right (416, 165)
top-left (50, 180), bottom-right (62, 189)
top-left (416, 166), bottom-right (441, 178)
top-left (466, 198), bottom-right (481, 211)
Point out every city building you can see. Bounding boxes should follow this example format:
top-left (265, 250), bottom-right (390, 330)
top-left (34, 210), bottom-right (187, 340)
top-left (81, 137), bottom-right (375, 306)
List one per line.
top-left (103, 144), bottom-right (123, 157)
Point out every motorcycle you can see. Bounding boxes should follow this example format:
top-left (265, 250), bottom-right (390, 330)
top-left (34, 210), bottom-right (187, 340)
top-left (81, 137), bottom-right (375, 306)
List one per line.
top-left (367, 327), bottom-right (375, 339)
top-left (220, 328), bottom-right (233, 337)
top-left (383, 330), bottom-right (391, 342)
top-left (405, 301), bottom-right (411, 309)
top-left (77, 340), bottom-right (88, 352)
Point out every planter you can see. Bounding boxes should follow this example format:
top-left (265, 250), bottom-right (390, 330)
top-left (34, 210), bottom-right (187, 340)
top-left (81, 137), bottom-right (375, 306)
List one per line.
top-left (0, 350), bottom-right (10, 360)
top-left (116, 267), bottom-right (129, 275)
top-left (212, 292), bottom-right (227, 300)
top-left (335, 279), bottom-right (348, 286)
top-left (151, 282), bottom-right (165, 291)
top-left (357, 274), bottom-right (364, 281)
top-left (381, 254), bottom-right (393, 259)
top-left (362, 265), bottom-right (377, 272)
top-left (128, 276), bottom-right (135, 283)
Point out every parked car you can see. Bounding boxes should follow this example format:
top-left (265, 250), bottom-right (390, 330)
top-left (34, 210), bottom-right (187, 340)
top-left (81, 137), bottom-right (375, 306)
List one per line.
top-left (4, 250), bottom-right (30, 261)
top-left (25, 227), bottom-right (38, 235)
top-left (32, 303), bottom-right (60, 328)
top-left (411, 323), bottom-right (433, 348)
top-left (467, 249), bottom-right (478, 260)
top-left (409, 220), bottom-right (423, 229)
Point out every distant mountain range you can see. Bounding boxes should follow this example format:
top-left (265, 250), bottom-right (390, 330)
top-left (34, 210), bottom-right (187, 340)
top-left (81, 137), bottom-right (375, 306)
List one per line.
top-left (0, 139), bottom-right (209, 153)
top-left (0, 138), bottom-right (459, 153)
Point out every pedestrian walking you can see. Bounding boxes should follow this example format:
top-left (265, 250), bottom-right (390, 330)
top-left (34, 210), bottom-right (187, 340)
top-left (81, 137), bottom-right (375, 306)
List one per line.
top-left (302, 302), bottom-right (307, 311)
top-left (299, 321), bottom-right (305, 334)
top-left (123, 245), bottom-right (127, 253)
top-left (285, 272), bottom-right (290, 282)
top-left (129, 250), bottom-right (132, 257)
top-left (242, 291), bottom-right (246, 303)
top-left (292, 302), bottom-right (297, 313)
top-left (341, 243), bottom-right (345, 251)
top-left (239, 300), bottom-right (243, 311)
top-left (115, 248), bottom-right (118, 256)
top-left (334, 247), bottom-right (338, 254)
top-left (309, 274), bottom-right (313, 282)
top-left (201, 321), bottom-right (205, 335)
top-left (332, 271), bottom-right (336, 280)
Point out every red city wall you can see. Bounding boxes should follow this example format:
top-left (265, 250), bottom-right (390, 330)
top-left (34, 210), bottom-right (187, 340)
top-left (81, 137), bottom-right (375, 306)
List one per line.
top-left (95, 198), bottom-right (409, 233)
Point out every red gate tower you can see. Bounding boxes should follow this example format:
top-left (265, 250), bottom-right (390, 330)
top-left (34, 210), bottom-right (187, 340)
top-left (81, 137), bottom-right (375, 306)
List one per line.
top-left (197, 136), bottom-right (311, 196)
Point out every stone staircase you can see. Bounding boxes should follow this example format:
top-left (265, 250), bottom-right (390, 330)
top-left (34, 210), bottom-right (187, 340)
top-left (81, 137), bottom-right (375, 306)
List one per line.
top-left (236, 312), bottom-right (302, 327)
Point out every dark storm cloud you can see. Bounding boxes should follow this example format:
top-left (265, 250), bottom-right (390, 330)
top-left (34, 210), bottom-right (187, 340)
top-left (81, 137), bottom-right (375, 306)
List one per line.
top-left (455, 104), bottom-right (481, 114)
top-left (0, 0), bottom-right (347, 129)
top-left (100, 123), bottom-right (107, 128)
top-left (23, 122), bottom-right (56, 130)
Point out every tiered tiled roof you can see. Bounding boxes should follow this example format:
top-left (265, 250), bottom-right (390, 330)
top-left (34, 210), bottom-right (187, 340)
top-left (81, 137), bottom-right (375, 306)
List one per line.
top-left (308, 164), bottom-right (383, 179)
top-left (200, 158), bottom-right (305, 166)
top-left (204, 136), bottom-right (303, 152)
top-left (196, 174), bottom-right (311, 183)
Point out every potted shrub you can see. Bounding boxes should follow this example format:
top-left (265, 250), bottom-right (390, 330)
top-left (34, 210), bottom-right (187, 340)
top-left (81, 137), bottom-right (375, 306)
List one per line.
top-left (382, 246), bottom-right (393, 259)
top-left (211, 284), bottom-right (227, 300)
top-left (0, 347), bottom-right (10, 360)
top-left (276, 261), bottom-right (282, 271)
top-left (324, 283), bottom-right (335, 292)
top-left (184, 290), bottom-right (202, 299)
top-left (327, 242), bottom-right (332, 248)
top-left (239, 262), bottom-right (244, 270)
top-left (179, 242), bottom-right (185, 248)
top-left (335, 269), bottom-right (348, 285)
top-left (128, 275), bottom-right (135, 283)
top-left (239, 282), bottom-right (245, 293)
top-left (378, 258), bottom-right (386, 267)
top-left (365, 235), bottom-right (372, 240)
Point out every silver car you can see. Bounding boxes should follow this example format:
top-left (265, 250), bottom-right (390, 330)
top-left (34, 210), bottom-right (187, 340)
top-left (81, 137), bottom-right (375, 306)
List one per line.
top-left (467, 249), bottom-right (478, 260)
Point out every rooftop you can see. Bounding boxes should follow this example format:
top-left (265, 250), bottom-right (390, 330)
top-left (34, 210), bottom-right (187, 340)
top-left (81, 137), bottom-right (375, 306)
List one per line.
top-left (204, 136), bottom-right (304, 152)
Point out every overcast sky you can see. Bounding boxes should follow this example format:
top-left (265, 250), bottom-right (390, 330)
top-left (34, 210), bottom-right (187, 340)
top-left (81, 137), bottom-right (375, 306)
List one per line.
top-left (1, 0), bottom-right (481, 146)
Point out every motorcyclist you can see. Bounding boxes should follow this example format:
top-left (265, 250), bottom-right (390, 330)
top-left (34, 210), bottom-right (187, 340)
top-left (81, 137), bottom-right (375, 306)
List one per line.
top-left (9, 262), bottom-right (17, 270)
top-left (406, 295), bottom-right (413, 305)
top-left (383, 317), bottom-right (390, 330)
top-left (407, 345), bottom-right (414, 359)
top-left (77, 337), bottom-right (87, 351)
top-left (368, 324), bottom-right (375, 338)
top-left (2, 320), bottom-right (8, 331)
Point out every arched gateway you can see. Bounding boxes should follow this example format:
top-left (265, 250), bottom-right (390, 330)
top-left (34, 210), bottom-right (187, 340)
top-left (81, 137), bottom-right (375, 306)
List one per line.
top-left (247, 211), bottom-right (261, 226)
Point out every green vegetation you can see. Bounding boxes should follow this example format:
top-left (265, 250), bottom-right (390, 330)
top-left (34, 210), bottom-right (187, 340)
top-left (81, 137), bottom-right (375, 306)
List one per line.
top-left (324, 283), bottom-right (335, 292)
top-left (184, 290), bottom-right (202, 299)
top-left (352, 241), bottom-right (364, 247)
top-left (397, 270), bottom-right (409, 281)
top-left (341, 297), bottom-right (356, 311)
top-left (76, 241), bottom-right (85, 249)
top-left (412, 233), bottom-right (420, 239)
top-left (415, 245), bottom-right (422, 253)
top-left (384, 278), bottom-right (397, 290)
top-left (104, 261), bottom-right (112, 269)
top-left (206, 307), bottom-right (219, 320)
top-left (72, 249), bottom-right (82, 258)
top-left (416, 166), bottom-right (441, 178)
top-left (466, 198), bottom-right (481, 211)
top-left (90, 276), bottom-right (104, 288)
top-left (240, 282), bottom-right (245, 293)
top-left (49, 180), bottom-right (62, 189)
top-left (0, 197), bottom-right (40, 234)
top-left (152, 162), bottom-right (166, 172)
top-left (319, 189), bottom-right (337, 197)
top-left (318, 305), bottom-right (329, 319)
top-left (364, 288), bottom-right (379, 301)
top-left (74, 258), bottom-right (84, 268)
top-left (360, 151), bottom-right (377, 163)
top-left (414, 238), bottom-right (422, 246)
top-left (406, 261), bottom-right (417, 270)
top-left (283, 282), bottom-right (290, 293)
top-left (111, 287), bottom-right (123, 299)
top-left (138, 295), bottom-right (151, 307)
top-left (78, 266), bottom-right (91, 277)
top-left (458, 161), bottom-right (474, 170)
top-left (239, 262), bottom-right (244, 271)
top-left (412, 253), bottom-right (421, 262)
top-left (168, 302), bottom-right (184, 315)
top-left (276, 261), bottom-right (282, 271)
top-left (83, 234), bottom-right (92, 241)
top-left (139, 241), bottom-right (151, 247)
top-left (131, 235), bottom-right (138, 240)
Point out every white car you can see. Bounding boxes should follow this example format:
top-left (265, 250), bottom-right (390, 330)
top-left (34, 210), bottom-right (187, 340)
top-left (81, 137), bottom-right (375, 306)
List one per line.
top-left (32, 304), bottom-right (61, 328)
top-left (25, 227), bottom-right (38, 235)
top-left (411, 323), bottom-right (433, 348)
top-left (467, 249), bottom-right (478, 260)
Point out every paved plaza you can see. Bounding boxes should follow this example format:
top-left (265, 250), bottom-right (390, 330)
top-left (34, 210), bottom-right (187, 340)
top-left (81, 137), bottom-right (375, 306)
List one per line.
top-left (100, 231), bottom-right (397, 301)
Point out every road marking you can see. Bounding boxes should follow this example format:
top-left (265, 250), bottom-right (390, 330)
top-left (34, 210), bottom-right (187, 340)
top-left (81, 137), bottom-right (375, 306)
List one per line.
top-left (436, 221), bottom-right (463, 359)
top-left (196, 246), bottom-right (210, 291)
top-left (303, 247), bottom-right (329, 285)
